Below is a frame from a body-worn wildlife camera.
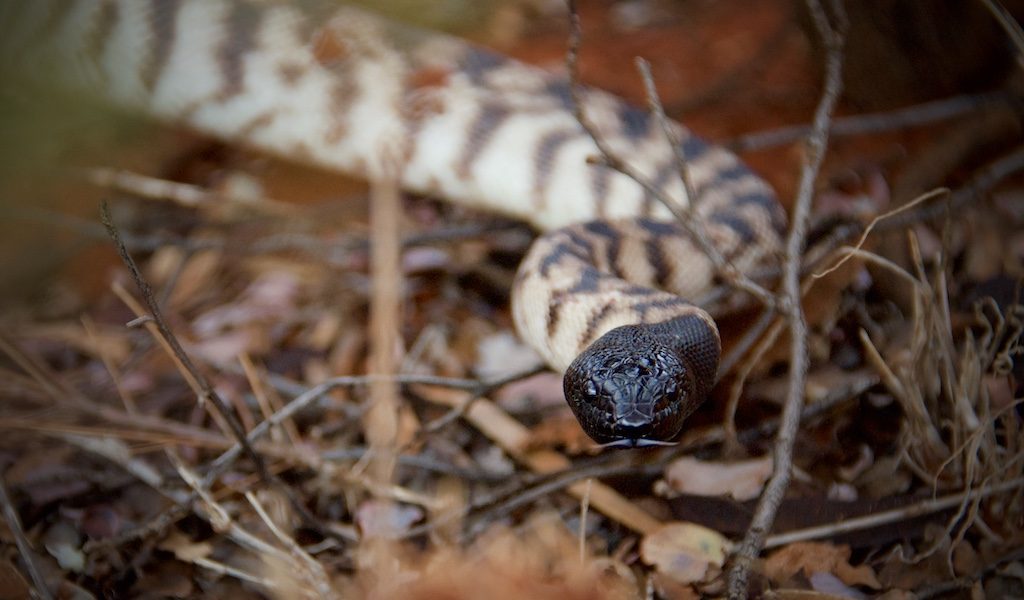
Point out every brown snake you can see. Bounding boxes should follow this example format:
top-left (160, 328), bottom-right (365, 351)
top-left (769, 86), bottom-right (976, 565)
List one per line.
top-left (2, 0), bottom-right (786, 446)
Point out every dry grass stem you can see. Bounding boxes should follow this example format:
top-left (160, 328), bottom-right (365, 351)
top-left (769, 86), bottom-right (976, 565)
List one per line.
top-left (813, 187), bottom-right (949, 279)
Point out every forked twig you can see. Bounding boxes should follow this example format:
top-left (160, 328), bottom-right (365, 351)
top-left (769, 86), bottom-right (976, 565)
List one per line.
top-left (100, 201), bottom-right (272, 484)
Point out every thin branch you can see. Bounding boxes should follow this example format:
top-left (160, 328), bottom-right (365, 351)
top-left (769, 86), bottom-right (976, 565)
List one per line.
top-left (762, 476), bottom-right (1024, 549)
top-left (565, 0), bottom-right (777, 309)
top-left (204, 368), bottom-right (539, 481)
top-left (320, 447), bottom-right (506, 481)
top-left (729, 91), bottom-right (1017, 152)
top-left (727, 0), bottom-right (847, 596)
top-left (6, 203), bottom-right (522, 266)
top-left (100, 201), bottom-right (272, 483)
top-left (718, 308), bottom-right (777, 379)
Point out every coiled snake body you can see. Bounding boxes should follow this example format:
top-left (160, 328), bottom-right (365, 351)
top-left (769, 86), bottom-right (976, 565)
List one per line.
top-left (3, 0), bottom-right (785, 446)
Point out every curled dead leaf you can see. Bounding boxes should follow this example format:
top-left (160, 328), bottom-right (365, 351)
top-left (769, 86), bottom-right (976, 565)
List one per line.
top-left (765, 542), bottom-right (880, 590)
top-left (159, 530), bottom-right (214, 562)
top-left (662, 455), bottom-right (773, 501)
top-left (640, 521), bottom-right (730, 584)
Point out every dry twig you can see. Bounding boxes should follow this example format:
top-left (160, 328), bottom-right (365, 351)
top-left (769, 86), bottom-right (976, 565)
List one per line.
top-left (729, 91), bottom-right (1017, 152)
top-left (565, 0), bottom-right (777, 309)
top-left (727, 0), bottom-right (847, 595)
top-left (100, 201), bottom-right (272, 483)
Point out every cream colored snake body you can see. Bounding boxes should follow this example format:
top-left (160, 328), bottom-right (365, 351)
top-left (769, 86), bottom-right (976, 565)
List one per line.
top-left (3, 0), bottom-right (785, 445)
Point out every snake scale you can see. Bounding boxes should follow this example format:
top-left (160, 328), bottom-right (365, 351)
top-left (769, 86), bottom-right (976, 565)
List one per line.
top-left (2, 0), bottom-right (786, 446)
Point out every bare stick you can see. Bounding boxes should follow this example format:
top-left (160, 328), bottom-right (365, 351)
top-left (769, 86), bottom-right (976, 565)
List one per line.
top-left (763, 476), bottom-right (1024, 549)
top-left (205, 367), bottom-right (540, 480)
top-left (727, 0), bottom-right (847, 596)
top-left (730, 91), bottom-right (1015, 152)
top-left (363, 170), bottom-right (403, 486)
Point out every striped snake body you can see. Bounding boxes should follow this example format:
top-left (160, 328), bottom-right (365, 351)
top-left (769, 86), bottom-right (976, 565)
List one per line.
top-left (3, 0), bottom-right (785, 446)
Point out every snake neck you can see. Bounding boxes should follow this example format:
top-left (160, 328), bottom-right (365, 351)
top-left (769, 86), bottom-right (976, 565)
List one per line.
top-left (647, 314), bottom-right (721, 404)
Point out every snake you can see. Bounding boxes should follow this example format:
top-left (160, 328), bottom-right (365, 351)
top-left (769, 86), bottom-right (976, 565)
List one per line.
top-left (2, 0), bottom-right (786, 447)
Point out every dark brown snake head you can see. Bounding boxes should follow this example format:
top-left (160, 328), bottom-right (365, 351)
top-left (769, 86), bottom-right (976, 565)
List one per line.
top-left (563, 318), bottom-right (719, 447)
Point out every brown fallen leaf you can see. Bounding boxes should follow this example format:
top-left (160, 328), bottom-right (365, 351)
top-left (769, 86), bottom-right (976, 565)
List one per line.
top-left (640, 521), bottom-right (730, 584)
top-left (661, 455), bottom-right (773, 501)
top-left (159, 530), bottom-right (214, 562)
top-left (765, 541), bottom-right (880, 590)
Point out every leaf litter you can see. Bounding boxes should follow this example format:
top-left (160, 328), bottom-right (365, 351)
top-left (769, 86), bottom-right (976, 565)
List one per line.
top-left (0, 0), bottom-right (1022, 598)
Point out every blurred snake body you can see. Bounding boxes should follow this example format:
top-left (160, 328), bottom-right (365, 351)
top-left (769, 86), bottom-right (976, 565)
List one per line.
top-left (3, 0), bottom-right (785, 445)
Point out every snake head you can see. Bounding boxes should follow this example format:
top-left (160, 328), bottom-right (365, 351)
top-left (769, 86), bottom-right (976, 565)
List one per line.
top-left (563, 324), bottom-right (702, 446)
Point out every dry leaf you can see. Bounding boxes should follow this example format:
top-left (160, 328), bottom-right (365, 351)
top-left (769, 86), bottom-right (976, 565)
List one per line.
top-left (662, 455), bottom-right (773, 501)
top-left (159, 530), bottom-right (214, 562)
top-left (43, 521), bottom-right (85, 573)
top-left (765, 542), bottom-right (880, 590)
top-left (355, 499), bottom-right (423, 538)
top-left (640, 521), bottom-right (730, 584)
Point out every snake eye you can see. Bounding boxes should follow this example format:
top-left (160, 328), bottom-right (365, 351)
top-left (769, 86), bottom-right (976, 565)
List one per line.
top-left (656, 380), bottom-right (679, 412)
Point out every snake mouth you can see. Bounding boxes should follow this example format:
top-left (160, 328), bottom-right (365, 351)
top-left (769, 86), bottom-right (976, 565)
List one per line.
top-left (599, 438), bottom-right (679, 449)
